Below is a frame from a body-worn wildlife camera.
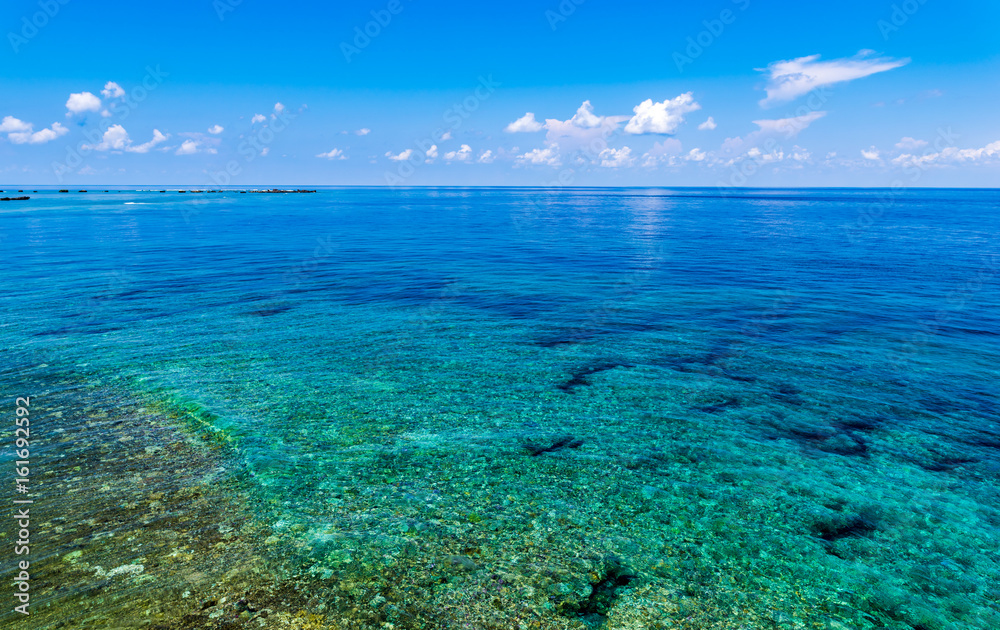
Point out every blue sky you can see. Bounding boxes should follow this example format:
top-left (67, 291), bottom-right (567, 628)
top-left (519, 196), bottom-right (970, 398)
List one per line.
top-left (2, 0), bottom-right (999, 186)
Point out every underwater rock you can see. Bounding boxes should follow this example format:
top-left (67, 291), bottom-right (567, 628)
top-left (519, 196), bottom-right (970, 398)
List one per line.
top-left (521, 435), bottom-right (584, 456)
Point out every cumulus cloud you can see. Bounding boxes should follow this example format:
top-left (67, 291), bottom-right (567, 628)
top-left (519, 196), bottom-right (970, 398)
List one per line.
top-left (355, 128), bottom-right (371, 136)
top-left (624, 93), bottom-right (701, 135)
top-left (504, 112), bottom-right (544, 133)
top-left (896, 137), bottom-right (927, 150)
top-left (208, 124), bottom-right (224, 135)
top-left (517, 145), bottom-right (561, 167)
top-left (274, 102), bottom-right (285, 114)
top-left (444, 144), bottom-right (473, 162)
top-left (571, 101), bottom-right (603, 128)
top-left (128, 129), bottom-right (169, 153)
top-left (687, 148), bottom-right (707, 162)
top-left (759, 51), bottom-right (909, 107)
top-left (0, 116), bottom-right (32, 133)
top-left (6, 120), bottom-right (69, 145)
top-left (175, 140), bottom-right (201, 155)
top-left (892, 140), bottom-right (1000, 168)
top-left (81, 125), bottom-right (168, 153)
top-left (66, 92), bottom-right (102, 115)
top-left (861, 147), bottom-right (881, 161)
top-left (599, 146), bottom-right (635, 168)
top-left (478, 149), bottom-right (495, 164)
top-left (101, 82), bottom-right (125, 99)
top-left (386, 149), bottom-right (414, 161)
top-left (698, 117), bottom-right (717, 131)
top-left (641, 139), bottom-right (684, 167)
top-left (425, 145), bottom-right (439, 160)
top-left (83, 125), bottom-right (130, 151)
top-left (316, 148), bottom-right (347, 160)
top-left (544, 102), bottom-right (628, 151)
top-left (251, 114), bottom-right (267, 124)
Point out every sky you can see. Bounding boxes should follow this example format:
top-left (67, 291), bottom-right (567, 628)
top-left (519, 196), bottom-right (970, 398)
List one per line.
top-left (1, 0), bottom-right (999, 187)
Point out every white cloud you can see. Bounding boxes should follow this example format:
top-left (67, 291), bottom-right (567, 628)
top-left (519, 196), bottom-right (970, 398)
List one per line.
top-left (274, 102), bottom-right (285, 114)
top-left (425, 145), bottom-right (439, 160)
top-left (261, 147), bottom-right (270, 156)
top-left (251, 114), bottom-right (266, 124)
top-left (896, 137), bottom-right (927, 150)
top-left (641, 139), bottom-right (684, 167)
top-left (544, 103), bottom-right (629, 151)
top-left (624, 93), bottom-right (701, 135)
top-left (504, 112), bottom-right (544, 133)
top-left (478, 149), bottom-right (495, 164)
top-left (356, 128), bottom-right (371, 136)
top-left (751, 111), bottom-right (827, 138)
top-left (175, 140), bottom-right (200, 155)
top-left (128, 129), bottom-right (169, 153)
top-left (208, 124), bottom-right (224, 135)
top-left (599, 146), bottom-right (635, 168)
top-left (0, 116), bottom-right (32, 133)
top-left (83, 124), bottom-right (130, 151)
top-left (440, 131), bottom-right (453, 141)
top-left (687, 148), bottom-right (707, 162)
top-left (386, 149), bottom-right (414, 161)
top-left (101, 82), bottom-right (125, 99)
top-left (517, 145), bottom-right (561, 166)
top-left (7, 121), bottom-right (69, 145)
top-left (66, 92), bottom-right (102, 115)
top-left (759, 51), bottom-right (909, 107)
top-left (444, 144), bottom-right (473, 162)
top-left (316, 148), bottom-right (347, 160)
top-left (861, 147), bottom-right (881, 161)
top-left (698, 117), bottom-right (717, 131)
top-left (570, 101), bottom-right (602, 128)
top-left (892, 140), bottom-right (1000, 168)
top-left (80, 125), bottom-right (168, 153)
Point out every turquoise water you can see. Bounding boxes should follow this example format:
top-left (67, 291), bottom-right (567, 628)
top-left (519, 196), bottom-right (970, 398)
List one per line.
top-left (2, 188), bottom-right (999, 628)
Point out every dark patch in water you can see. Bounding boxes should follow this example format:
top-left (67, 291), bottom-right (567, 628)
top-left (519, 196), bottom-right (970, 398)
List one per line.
top-left (813, 511), bottom-right (879, 555)
top-left (837, 416), bottom-right (885, 434)
top-left (558, 362), bottom-right (634, 392)
top-left (695, 397), bottom-right (740, 413)
top-left (521, 435), bottom-right (584, 456)
top-left (250, 306), bottom-right (292, 317)
top-left (919, 455), bottom-right (979, 473)
top-left (561, 557), bottom-right (637, 624)
top-left (781, 419), bottom-right (871, 458)
top-left (534, 320), bottom-right (660, 348)
top-left (536, 330), bottom-right (598, 348)
top-left (722, 371), bottom-right (757, 383)
top-left (771, 383), bottom-right (805, 405)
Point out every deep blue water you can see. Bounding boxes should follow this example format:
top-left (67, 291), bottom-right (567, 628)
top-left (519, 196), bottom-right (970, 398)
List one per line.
top-left (2, 188), bottom-right (999, 628)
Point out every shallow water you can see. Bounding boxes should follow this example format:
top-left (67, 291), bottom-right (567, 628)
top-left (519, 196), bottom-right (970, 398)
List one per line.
top-left (2, 188), bottom-right (999, 629)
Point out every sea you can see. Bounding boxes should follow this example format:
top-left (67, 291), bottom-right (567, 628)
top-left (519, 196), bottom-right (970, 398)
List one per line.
top-left (1, 187), bottom-right (998, 630)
